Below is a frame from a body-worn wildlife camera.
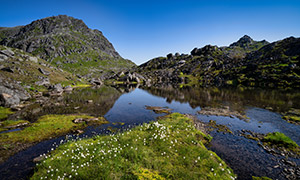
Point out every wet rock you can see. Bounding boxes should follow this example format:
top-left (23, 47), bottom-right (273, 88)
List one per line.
top-left (198, 106), bottom-right (248, 120)
top-left (74, 129), bottom-right (84, 134)
top-left (38, 68), bottom-right (50, 76)
top-left (145, 105), bottom-right (172, 114)
top-left (33, 155), bottom-right (45, 163)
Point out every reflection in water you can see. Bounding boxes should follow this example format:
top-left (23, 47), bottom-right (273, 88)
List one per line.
top-left (142, 86), bottom-right (300, 113)
top-left (1, 85), bottom-right (299, 180)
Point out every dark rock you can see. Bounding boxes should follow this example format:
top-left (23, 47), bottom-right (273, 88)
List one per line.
top-left (167, 53), bottom-right (173, 59)
top-left (38, 68), bottom-right (50, 76)
top-left (1, 67), bottom-right (14, 73)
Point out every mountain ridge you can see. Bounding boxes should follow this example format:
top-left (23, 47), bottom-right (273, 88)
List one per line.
top-left (136, 35), bottom-right (300, 88)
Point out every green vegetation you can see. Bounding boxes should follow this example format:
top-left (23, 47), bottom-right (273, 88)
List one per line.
top-left (263, 132), bottom-right (299, 150)
top-left (0, 114), bottom-right (107, 144)
top-left (283, 115), bottom-right (300, 122)
top-left (31, 113), bottom-right (236, 180)
top-left (0, 106), bottom-right (13, 120)
top-left (252, 176), bottom-right (272, 180)
top-left (0, 119), bottom-right (29, 132)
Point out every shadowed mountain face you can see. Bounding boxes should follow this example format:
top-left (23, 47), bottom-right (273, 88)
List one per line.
top-left (137, 36), bottom-right (300, 88)
top-left (0, 15), bottom-right (135, 78)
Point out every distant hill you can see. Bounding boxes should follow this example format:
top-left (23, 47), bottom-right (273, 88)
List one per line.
top-left (137, 35), bottom-right (300, 88)
top-left (0, 15), bottom-right (135, 78)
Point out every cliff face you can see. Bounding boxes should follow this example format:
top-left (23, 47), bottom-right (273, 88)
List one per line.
top-left (137, 36), bottom-right (300, 88)
top-left (0, 15), bottom-right (135, 78)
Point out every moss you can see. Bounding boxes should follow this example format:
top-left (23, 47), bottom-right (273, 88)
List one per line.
top-left (0, 114), bottom-right (107, 144)
top-left (283, 115), bottom-right (300, 122)
top-left (263, 132), bottom-right (299, 151)
top-left (31, 113), bottom-right (236, 180)
top-left (0, 107), bottom-right (14, 120)
top-left (252, 176), bottom-right (272, 180)
top-left (0, 120), bottom-right (30, 132)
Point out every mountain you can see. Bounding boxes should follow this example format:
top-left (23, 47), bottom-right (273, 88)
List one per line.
top-left (137, 35), bottom-right (300, 88)
top-left (0, 15), bottom-right (135, 78)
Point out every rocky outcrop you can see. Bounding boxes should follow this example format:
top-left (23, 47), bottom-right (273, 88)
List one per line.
top-left (137, 35), bottom-right (300, 88)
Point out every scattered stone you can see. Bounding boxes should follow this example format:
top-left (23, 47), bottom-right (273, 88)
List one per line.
top-left (74, 106), bottom-right (80, 110)
top-left (5, 122), bottom-right (29, 129)
top-left (48, 84), bottom-right (63, 93)
top-left (90, 78), bottom-right (102, 85)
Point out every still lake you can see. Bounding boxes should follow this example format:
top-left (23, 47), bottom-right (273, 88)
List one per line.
top-left (0, 85), bottom-right (299, 180)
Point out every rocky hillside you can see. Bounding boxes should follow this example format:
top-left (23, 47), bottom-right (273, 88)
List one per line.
top-left (137, 36), bottom-right (300, 88)
top-left (0, 15), bottom-right (135, 78)
top-left (0, 45), bottom-right (79, 107)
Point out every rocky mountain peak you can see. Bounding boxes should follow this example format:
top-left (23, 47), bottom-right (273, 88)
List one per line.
top-left (230, 35), bottom-right (254, 48)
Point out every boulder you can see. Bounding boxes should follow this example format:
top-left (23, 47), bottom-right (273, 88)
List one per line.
top-left (167, 53), bottom-right (173, 59)
top-left (64, 85), bottom-right (73, 92)
top-left (0, 82), bottom-right (30, 107)
top-left (48, 83), bottom-right (63, 93)
top-left (90, 78), bottom-right (103, 85)
top-left (0, 54), bottom-right (8, 61)
top-left (28, 56), bottom-right (38, 63)
top-left (0, 49), bottom-right (14, 57)
top-left (38, 68), bottom-right (50, 76)
top-left (35, 77), bottom-right (50, 86)
top-left (0, 93), bottom-right (19, 107)
top-left (1, 67), bottom-right (14, 73)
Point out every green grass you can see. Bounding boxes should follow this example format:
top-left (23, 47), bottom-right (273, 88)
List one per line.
top-left (0, 120), bottom-right (30, 132)
top-left (263, 132), bottom-right (299, 150)
top-left (0, 114), bottom-right (107, 144)
top-left (0, 106), bottom-right (14, 120)
top-left (31, 113), bottom-right (236, 180)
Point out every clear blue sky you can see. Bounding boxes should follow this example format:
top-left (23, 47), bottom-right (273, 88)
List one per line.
top-left (1, 0), bottom-right (300, 65)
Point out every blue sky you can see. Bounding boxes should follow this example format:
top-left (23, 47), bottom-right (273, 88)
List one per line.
top-left (1, 0), bottom-right (300, 65)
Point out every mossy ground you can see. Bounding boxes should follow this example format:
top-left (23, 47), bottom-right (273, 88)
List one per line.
top-left (262, 132), bottom-right (299, 153)
top-left (252, 176), bottom-right (272, 180)
top-left (0, 106), bottom-right (14, 120)
top-left (31, 113), bottom-right (236, 180)
top-left (0, 114), bottom-right (107, 163)
top-left (0, 119), bottom-right (30, 132)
